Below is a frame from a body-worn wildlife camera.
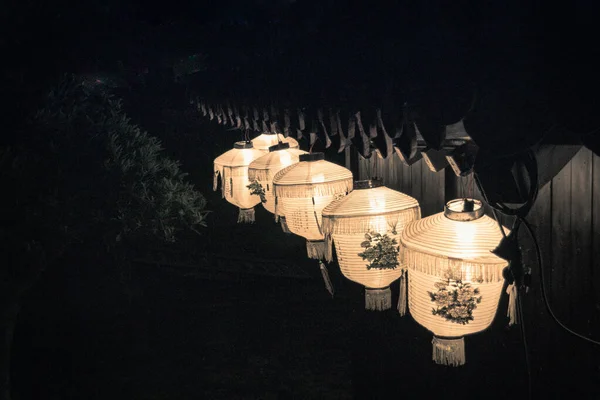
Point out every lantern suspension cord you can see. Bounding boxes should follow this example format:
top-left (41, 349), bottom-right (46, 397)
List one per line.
top-left (520, 216), bottom-right (600, 347)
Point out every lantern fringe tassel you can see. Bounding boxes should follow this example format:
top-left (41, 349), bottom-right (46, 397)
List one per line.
top-left (365, 287), bottom-right (391, 311)
top-left (213, 171), bottom-right (219, 192)
top-left (306, 240), bottom-right (326, 260)
top-left (397, 270), bottom-right (407, 316)
top-left (506, 283), bottom-right (519, 326)
top-left (402, 247), bottom-right (505, 284)
top-left (248, 169), bottom-right (270, 182)
top-left (280, 217), bottom-right (291, 234)
top-left (319, 261), bottom-right (334, 297)
top-left (322, 208), bottom-right (419, 237)
top-left (432, 336), bottom-right (465, 367)
top-left (273, 179), bottom-right (352, 199)
top-left (324, 234), bottom-right (334, 262)
top-left (237, 208), bottom-right (255, 224)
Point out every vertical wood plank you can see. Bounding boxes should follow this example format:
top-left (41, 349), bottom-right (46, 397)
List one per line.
top-left (569, 148), bottom-right (593, 334)
top-left (345, 146), bottom-right (351, 171)
top-left (390, 154), bottom-right (401, 190)
top-left (388, 153), bottom-right (402, 191)
top-left (444, 169), bottom-right (458, 203)
top-left (410, 159), bottom-right (423, 214)
top-left (421, 166), bottom-right (445, 217)
top-left (519, 176), bottom-right (553, 388)
top-left (591, 152), bottom-right (600, 338)
top-left (358, 155), bottom-right (366, 180)
top-left (551, 157), bottom-right (572, 322)
top-left (401, 158), bottom-right (412, 197)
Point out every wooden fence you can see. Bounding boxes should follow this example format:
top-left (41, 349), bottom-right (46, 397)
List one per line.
top-left (358, 147), bottom-right (600, 395)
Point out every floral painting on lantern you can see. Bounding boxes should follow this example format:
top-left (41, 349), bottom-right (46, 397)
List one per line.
top-left (357, 230), bottom-right (400, 270)
top-left (247, 180), bottom-right (267, 203)
top-left (428, 268), bottom-right (483, 325)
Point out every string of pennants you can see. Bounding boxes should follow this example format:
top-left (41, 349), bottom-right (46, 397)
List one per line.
top-left (195, 99), bottom-right (477, 175)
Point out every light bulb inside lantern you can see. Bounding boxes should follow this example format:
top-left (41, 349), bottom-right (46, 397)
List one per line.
top-left (242, 149), bottom-right (257, 164)
top-left (278, 151), bottom-right (292, 166)
top-left (368, 193), bottom-right (388, 233)
top-left (453, 221), bottom-right (477, 258)
top-left (311, 173), bottom-right (325, 183)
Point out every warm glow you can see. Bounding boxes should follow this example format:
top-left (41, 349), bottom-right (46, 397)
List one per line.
top-left (452, 222), bottom-right (477, 258)
top-left (241, 149), bottom-right (258, 164)
top-left (321, 184), bottom-right (421, 310)
top-left (278, 151), bottom-right (293, 166)
top-left (368, 193), bottom-right (387, 233)
top-left (311, 173), bottom-right (325, 183)
top-left (252, 133), bottom-right (299, 151)
top-left (400, 199), bottom-right (509, 366)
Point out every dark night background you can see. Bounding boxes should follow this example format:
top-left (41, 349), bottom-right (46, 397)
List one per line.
top-left (2, 1), bottom-right (600, 399)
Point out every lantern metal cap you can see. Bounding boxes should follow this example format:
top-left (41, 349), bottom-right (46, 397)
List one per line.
top-left (299, 152), bottom-right (325, 162)
top-left (444, 198), bottom-right (484, 221)
top-left (268, 142), bottom-right (290, 152)
top-left (353, 179), bottom-right (384, 190)
top-left (234, 141), bottom-right (254, 149)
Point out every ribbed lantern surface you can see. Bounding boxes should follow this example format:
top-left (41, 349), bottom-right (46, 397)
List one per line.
top-left (322, 180), bottom-right (420, 310)
top-left (273, 153), bottom-right (353, 259)
top-left (213, 141), bottom-right (265, 223)
top-left (251, 132), bottom-right (299, 152)
top-left (248, 143), bottom-right (308, 216)
top-left (400, 199), bottom-right (508, 366)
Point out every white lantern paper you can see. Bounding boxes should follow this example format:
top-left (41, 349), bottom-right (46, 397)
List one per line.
top-left (322, 180), bottom-right (421, 310)
top-left (400, 199), bottom-right (508, 366)
top-left (273, 152), bottom-right (353, 259)
top-left (213, 141), bottom-right (265, 223)
top-left (248, 143), bottom-right (308, 232)
top-left (251, 132), bottom-right (299, 152)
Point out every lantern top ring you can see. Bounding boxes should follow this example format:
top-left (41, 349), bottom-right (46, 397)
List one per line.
top-left (234, 141), bottom-right (254, 149)
top-left (354, 179), bottom-right (384, 190)
top-left (299, 152), bottom-right (325, 162)
top-left (444, 198), bottom-right (484, 221)
top-left (269, 142), bottom-right (290, 152)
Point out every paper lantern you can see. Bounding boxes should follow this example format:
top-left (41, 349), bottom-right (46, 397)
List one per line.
top-left (322, 180), bottom-right (420, 310)
top-left (273, 152), bottom-right (353, 259)
top-left (251, 132), bottom-right (299, 152)
top-left (247, 143), bottom-right (308, 218)
top-left (213, 141), bottom-right (265, 223)
top-left (400, 199), bottom-right (508, 366)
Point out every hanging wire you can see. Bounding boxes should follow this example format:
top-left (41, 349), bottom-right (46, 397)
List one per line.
top-left (517, 289), bottom-right (533, 400)
top-left (469, 171), bottom-right (475, 199)
top-left (520, 216), bottom-right (600, 347)
top-left (474, 172), bottom-right (508, 238)
top-left (474, 148), bottom-right (600, 397)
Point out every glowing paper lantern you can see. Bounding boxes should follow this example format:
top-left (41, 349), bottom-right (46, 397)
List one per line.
top-left (273, 152), bottom-right (353, 259)
top-left (248, 143), bottom-right (308, 216)
top-left (251, 132), bottom-right (299, 152)
top-left (400, 199), bottom-right (508, 366)
top-left (213, 141), bottom-right (265, 223)
top-left (322, 180), bottom-right (420, 310)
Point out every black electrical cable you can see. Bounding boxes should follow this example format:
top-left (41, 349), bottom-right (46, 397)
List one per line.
top-left (474, 149), bottom-right (538, 398)
top-left (477, 146), bottom-right (600, 346)
top-left (474, 149), bottom-right (539, 220)
top-left (520, 216), bottom-right (600, 347)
